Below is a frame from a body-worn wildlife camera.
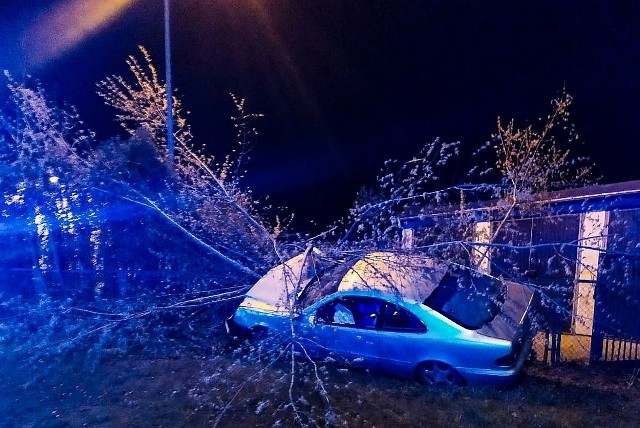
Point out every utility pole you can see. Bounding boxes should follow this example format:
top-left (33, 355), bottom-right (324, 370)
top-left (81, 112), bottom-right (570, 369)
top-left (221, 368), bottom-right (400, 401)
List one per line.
top-left (164, 0), bottom-right (174, 161)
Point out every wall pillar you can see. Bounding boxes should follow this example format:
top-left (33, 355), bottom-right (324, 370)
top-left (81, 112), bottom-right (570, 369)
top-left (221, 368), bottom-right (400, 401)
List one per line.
top-left (472, 221), bottom-right (492, 274)
top-left (572, 211), bottom-right (609, 336)
top-left (401, 228), bottom-right (414, 249)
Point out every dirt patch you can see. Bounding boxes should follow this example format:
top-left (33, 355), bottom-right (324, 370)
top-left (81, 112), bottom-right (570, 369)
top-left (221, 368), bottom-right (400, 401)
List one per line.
top-left (2, 346), bottom-right (640, 427)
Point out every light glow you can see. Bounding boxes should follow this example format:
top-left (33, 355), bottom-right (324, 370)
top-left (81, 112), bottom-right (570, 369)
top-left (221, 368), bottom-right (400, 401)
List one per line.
top-left (22, 0), bottom-right (136, 68)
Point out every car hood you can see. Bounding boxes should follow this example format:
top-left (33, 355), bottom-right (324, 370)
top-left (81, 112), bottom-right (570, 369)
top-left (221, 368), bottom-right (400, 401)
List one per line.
top-left (240, 248), bottom-right (318, 313)
top-left (477, 281), bottom-right (535, 341)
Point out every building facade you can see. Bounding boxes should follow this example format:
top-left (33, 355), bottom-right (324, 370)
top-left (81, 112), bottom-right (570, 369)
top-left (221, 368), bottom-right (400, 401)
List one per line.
top-left (399, 181), bottom-right (640, 363)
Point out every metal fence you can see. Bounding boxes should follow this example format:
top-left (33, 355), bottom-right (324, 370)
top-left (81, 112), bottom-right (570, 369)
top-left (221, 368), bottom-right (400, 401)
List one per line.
top-left (601, 335), bottom-right (640, 362)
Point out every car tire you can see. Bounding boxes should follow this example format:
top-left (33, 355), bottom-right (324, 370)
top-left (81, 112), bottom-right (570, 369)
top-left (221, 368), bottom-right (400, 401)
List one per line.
top-left (249, 326), bottom-right (271, 341)
top-left (415, 361), bottom-right (464, 386)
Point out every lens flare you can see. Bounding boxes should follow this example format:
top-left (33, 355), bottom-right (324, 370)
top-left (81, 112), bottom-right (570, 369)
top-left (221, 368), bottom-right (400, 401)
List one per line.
top-left (21, 0), bottom-right (136, 68)
top-left (237, 1), bottom-right (320, 120)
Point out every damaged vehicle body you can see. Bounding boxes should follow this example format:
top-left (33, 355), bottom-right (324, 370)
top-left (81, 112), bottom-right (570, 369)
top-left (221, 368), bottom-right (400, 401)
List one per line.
top-left (226, 248), bottom-right (537, 387)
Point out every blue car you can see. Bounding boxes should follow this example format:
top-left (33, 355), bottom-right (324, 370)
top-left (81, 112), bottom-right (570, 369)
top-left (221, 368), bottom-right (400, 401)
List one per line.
top-left (226, 249), bottom-right (536, 387)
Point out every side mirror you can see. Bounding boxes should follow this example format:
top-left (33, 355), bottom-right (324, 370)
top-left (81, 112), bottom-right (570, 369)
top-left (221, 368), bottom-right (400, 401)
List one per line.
top-left (308, 315), bottom-right (316, 326)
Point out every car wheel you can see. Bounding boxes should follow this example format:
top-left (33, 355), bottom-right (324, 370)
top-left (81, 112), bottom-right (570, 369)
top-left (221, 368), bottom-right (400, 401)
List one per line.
top-left (249, 326), bottom-right (271, 341)
top-left (415, 361), bottom-right (464, 386)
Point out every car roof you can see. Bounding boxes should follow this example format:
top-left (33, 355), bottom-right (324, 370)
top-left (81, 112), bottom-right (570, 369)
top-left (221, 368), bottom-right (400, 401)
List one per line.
top-left (244, 249), bottom-right (448, 311)
top-left (336, 252), bottom-right (447, 304)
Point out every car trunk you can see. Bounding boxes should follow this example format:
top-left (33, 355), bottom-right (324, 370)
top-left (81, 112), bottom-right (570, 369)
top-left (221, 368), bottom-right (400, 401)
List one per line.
top-left (477, 281), bottom-right (535, 341)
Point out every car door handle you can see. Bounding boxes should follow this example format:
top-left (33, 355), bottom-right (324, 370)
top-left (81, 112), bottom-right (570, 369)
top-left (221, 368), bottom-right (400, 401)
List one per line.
top-left (355, 335), bottom-right (374, 345)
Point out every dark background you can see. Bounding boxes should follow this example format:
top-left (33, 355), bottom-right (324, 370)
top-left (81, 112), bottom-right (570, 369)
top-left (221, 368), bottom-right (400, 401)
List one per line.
top-left (1, 0), bottom-right (639, 228)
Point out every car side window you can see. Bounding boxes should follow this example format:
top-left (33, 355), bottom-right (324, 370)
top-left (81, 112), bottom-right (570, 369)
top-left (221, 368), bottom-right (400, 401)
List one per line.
top-left (316, 297), bottom-right (382, 329)
top-left (381, 303), bottom-right (427, 333)
top-left (317, 299), bottom-right (355, 326)
top-left (333, 302), bottom-right (355, 325)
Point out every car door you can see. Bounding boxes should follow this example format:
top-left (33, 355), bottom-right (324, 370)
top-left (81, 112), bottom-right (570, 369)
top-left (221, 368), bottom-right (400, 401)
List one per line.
top-left (304, 296), bottom-right (383, 367)
top-left (372, 301), bottom-right (431, 376)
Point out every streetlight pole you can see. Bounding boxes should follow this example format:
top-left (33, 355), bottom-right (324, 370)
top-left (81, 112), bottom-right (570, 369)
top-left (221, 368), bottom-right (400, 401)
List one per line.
top-left (164, 0), bottom-right (175, 162)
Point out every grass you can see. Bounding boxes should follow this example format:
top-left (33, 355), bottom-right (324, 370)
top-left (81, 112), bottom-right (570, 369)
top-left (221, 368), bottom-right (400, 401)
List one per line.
top-left (2, 336), bottom-right (640, 428)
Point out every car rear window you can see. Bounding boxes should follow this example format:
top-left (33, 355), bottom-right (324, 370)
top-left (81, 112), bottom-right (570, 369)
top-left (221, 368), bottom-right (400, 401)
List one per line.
top-left (423, 272), bottom-right (504, 330)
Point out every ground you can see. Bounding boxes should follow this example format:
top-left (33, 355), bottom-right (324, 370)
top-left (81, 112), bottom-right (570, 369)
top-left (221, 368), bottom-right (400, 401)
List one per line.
top-left (2, 338), bottom-right (640, 428)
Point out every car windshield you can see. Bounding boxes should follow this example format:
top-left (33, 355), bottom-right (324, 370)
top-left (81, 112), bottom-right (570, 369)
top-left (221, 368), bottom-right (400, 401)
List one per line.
top-left (296, 257), bottom-right (358, 309)
top-left (423, 271), bottom-right (504, 330)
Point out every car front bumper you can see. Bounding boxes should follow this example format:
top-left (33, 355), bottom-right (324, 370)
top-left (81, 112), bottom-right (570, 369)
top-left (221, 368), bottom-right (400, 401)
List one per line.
top-left (224, 315), bottom-right (251, 340)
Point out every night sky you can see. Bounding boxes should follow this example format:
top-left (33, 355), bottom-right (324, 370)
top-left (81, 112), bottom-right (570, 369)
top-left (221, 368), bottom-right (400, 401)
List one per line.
top-left (1, 0), bottom-right (639, 228)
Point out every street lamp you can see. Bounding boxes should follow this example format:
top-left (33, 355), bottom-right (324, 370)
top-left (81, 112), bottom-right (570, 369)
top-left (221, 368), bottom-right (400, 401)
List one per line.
top-left (164, 0), bottom-right (175, 162)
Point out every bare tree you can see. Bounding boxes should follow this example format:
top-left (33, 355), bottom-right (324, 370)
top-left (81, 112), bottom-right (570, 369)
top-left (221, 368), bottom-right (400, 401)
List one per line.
top-left (488, 89), bottom-right (593, 241)
top-left (95, 46), bottom-right (190, 149)
top-left (96, 46), bottom-right (278, 269)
